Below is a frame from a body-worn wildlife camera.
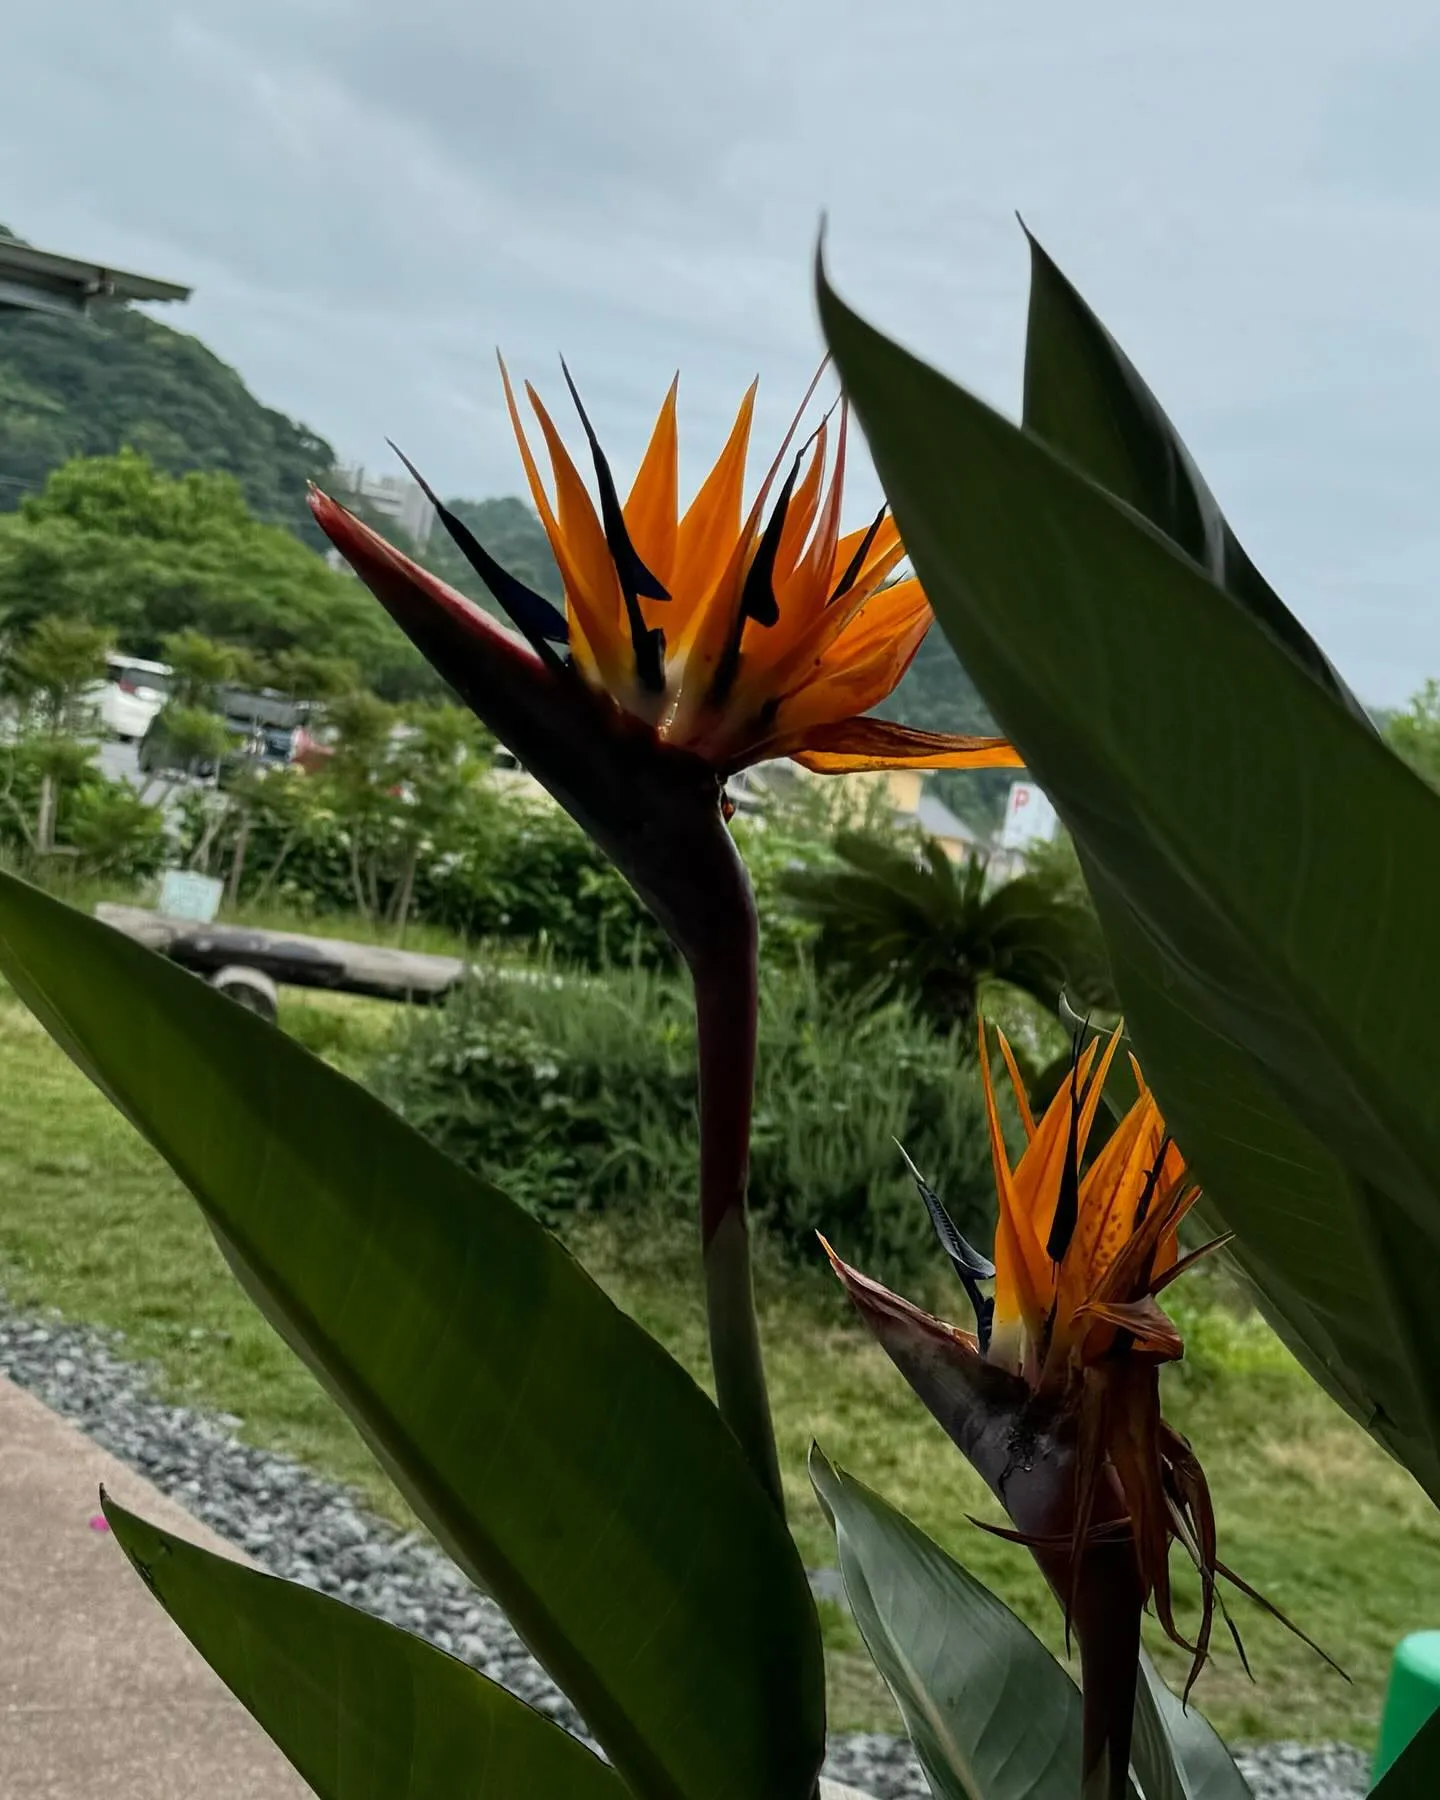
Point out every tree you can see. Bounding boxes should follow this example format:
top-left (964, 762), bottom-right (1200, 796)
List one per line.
top-left (781, 829), bottom-right (1117, 1036)
top-left (2, 617), bottom-right (110, 850)
top-left (384, 705), bottom-right (492, 941)
top-left (0, 450), bottom-right (431, 696)
top-left (161, 629), bottom-right (253, 708)
top-left (320, 691), bottom-right (400, 920)
top-left (8, 614), bottom-right (110, 732)
top-left (264, 647), bottom-right (361, 703)
top-left (1385, 679), bottom-right (1440, 789)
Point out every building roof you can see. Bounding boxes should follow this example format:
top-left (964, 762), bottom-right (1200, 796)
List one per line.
top-left (908, 790), bottom-right (978, 845)
top-left (0, 238), bottom-right (191, 317)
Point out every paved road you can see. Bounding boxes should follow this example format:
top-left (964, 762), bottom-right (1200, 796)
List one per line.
top-left (96, 738), bottom-right (142, 789)
top-left (95, 739), bottom-right (200, 831)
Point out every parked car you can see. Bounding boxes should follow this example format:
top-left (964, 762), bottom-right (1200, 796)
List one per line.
top-left (137, 712), bottom-right (221, 780)
top-left (218, 688), bottom-right (304, 768)
top-left (139, 689), bottom-right (306, 782)
top-left (87, 655), bottom-right (172, 742)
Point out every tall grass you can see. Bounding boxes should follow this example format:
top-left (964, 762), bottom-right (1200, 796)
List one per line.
top-left (373, 955), bottom-right (1004, 1282)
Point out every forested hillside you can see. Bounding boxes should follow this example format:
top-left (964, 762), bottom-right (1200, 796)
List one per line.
top-left (0, 231), bottom-right (333, 547)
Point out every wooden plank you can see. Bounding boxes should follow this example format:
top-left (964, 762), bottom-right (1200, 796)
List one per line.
top-left (94, 904), bottom-right (468, 1003)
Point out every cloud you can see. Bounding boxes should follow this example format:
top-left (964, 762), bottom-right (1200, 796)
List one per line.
top-left (6, 0), bottom-right (1440, 700)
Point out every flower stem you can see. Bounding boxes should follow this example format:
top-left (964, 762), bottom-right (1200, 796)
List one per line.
top-left (1073, 1543), bottom-right (1141, 1800)
top-left (690, 882), bottom-right (785, 1518)
top-left (703, 1201), bottom-right (784, 1514)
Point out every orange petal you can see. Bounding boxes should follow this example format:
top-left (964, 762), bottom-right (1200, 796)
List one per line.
top-left (829, 514), bottom-right (902, 595)
top-left (624, 377), bottom-right (679, 592)
top-left (978, 1021), bottom-right (1050, 1369)
top-left (1152, 1232), bottom-right (1235, 1295)
top-left (758, 590), bottom-right (935, 741)
top-left (778, 717), bottom-right (1022, 774)
top-left (671, 381), bottom-right (757, 627)
top-left (1045, 1099), bottom-right (1165, 1372)
top-left (790, 399), bottom-right (850, 618)
top-left (996, 1029), bottom-right (1037, 1140)
top-left (770, 563), bottom-right (922, 693)
top-left (1076, 1295), bottom-right (1184, 1360)
top-left (670, 362), bottom-right (828, 710)
top-left (1093, 1170), bottom-right (1202, 1317)
top-left (773, 419), bottom-right (828, 593)
top-left (1010, 1041), bottom-right (1106, 1263)
top-left (1076, 1022), bottom-right (1126, 1157)
top-left (525, 382), bottom-right (626, 651)
top-left (753, 564), bottom-right (943, 728)
top-left (498, 357), bottom-right (608, 684)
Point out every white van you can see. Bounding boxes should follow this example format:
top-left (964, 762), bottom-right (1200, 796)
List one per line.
top-left (95, 654), bottom-right (172, 741)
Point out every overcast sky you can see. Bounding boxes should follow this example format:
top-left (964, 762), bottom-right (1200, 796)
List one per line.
top-left (7, 1), bottom-right (1440, 704)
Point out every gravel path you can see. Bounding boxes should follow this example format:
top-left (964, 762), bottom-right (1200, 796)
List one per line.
top-left (0, 1306), bottom-right (1370, 1800)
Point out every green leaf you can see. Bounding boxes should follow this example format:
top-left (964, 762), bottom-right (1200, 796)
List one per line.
top-left (818, 261), bottom-right (1440, 1503)
top-left (1130, 1653), bottom-right (1251, 1800)
top-left (1020, 229), bottom-right (1366, 725)
top-left (1372, 1706), bottom-right (1440, 1798)
top-left (102, 1494), bottom-right (627, 1800)
top-left (809, 1445), bottom-right (1081, 1800)
top-left (0, 875), bottom-right (824, 1800)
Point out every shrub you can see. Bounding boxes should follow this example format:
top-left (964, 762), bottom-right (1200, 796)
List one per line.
top-left (180, 768), bottom-right (670, 969)
top-left (0, 741), bottom-right (168, 882)
top-left (371, 958), bottom-right (1000, 1283)
top-left (62, 780), bottom-right (169, 879)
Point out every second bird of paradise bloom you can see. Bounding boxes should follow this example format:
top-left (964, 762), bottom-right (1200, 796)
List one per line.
top-left (310, 363), bottom-right (1020, 1515)
top-left (825, 1023), bottom-right (1337, 1800)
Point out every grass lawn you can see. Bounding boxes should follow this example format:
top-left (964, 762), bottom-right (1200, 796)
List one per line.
top-left (0, 978), bottom-right (1435, 1747)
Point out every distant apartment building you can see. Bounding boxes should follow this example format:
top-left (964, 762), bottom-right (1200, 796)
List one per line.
top-left (329, 464), bottom-right (436, 553)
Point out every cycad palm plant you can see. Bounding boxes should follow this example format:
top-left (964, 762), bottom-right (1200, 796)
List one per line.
top-left (782, 829), bottom-right (1116, 1035)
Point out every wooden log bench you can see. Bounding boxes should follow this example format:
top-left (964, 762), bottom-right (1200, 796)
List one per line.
top-left (94, 904), bottom-right (469, 1023)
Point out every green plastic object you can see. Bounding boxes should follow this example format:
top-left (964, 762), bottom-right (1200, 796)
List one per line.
top-left (1375, 1632), bottom-right (1440, 1785)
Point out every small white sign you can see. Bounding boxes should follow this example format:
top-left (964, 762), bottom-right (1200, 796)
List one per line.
top-left (998, 781), bottom-right (1058, 851)
top-left (158, 868), bottom-right (223, 923)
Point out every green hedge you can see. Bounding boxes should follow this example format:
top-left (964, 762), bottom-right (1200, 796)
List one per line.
top-left (180, 778), bottom-right (672, 971)
top-left (372, 960), bottom-right (1000, 1283)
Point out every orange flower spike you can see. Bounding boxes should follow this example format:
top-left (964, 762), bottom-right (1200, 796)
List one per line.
top-left (359, 360), bottom-right (1019, 782)
top-left (827, 1034), bottom-right (1337, 1800)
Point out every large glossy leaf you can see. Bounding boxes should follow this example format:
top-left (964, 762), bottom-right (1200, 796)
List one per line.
top-left (1131, 1653), bottom-right (1251, 1800)
top-left (809, 1446), bottom-right (1082, 1800)
top-left (818, 264), bottom-right (1440, 1502)
top-left (1020, 230), bottom-right (1367, 726)
top-left (0, 876), bottom-right (823, 1800)
top-left (1372, 1706), bottom-right (1440, 1797)
top-left (103, 1494), bottom-right (626, 1800)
